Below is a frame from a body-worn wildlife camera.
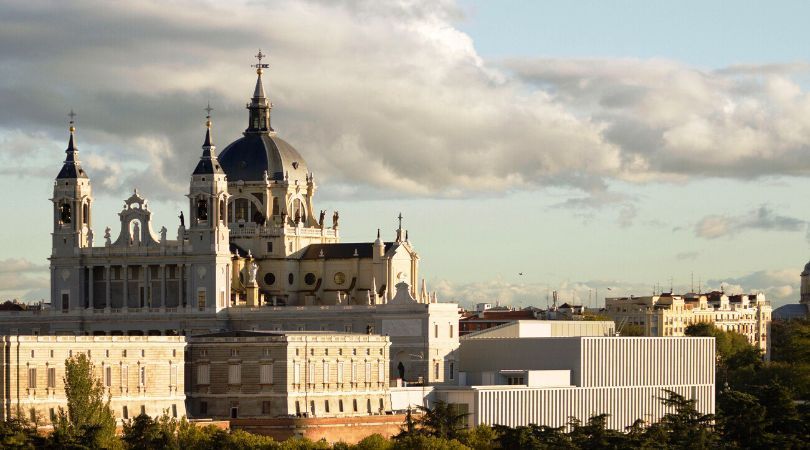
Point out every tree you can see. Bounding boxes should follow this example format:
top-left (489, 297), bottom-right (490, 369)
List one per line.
top-left (122, 413), bottom-right (179, 450)
top-left (414, 401), bottom-right (469, 441)
top-left (458, 424), bottom-right (496, 450)
top-left (619, 324), bottom-right (645, 336)
top-left (716, 389), bottom-right (771, 449)
top-left (770, 318), bottom-right (810, 364)
top-left (653, 390), bottom-right (717, 450)
top-left (567, 414), bottom-right (628, 450)
top-left (52, 353), bottom-right (119, 449)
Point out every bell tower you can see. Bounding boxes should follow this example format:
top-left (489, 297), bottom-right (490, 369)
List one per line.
top-left (188, 106), bottom-right (230, 253)
top-left (51, 111), bottom-right (93, 257)
top-left (186, 107), bottom-right (232, 311)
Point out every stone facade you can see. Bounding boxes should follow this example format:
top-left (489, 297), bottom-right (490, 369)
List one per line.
top-left (605, 292), bottom-right (771, 356)
top-left (187, 332), bottom-right (390, 419)
top-left (0, 335), bottom-right (186, 424)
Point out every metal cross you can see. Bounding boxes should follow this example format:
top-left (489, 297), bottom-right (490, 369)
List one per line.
top-left (204, 102), bottom-right (213, 118)
top-left (398, 212), bottom-right (403, 229)
top-left (68, 109), bottom-right (77, 123)
top-left (252, 49), bottom-right (270, 69)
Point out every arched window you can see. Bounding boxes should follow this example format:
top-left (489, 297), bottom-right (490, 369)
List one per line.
top-left (290, 198), bottom-right (306, 223)
top-left (196, 199), bottom-right (208, 222)
top-left (82, 203), bottom-right (89, 224)
top-left (219, 199), bottom-right (226, 223)
top-left (59, 202), bottom-right (72, 224)
top-left (234, 199), bottom-right (250, 222)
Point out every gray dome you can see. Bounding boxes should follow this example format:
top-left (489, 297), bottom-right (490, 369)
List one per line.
top-left (802, 261), bottom-right (810, 276)
top-left (218, 133), bottom-right (309, 182)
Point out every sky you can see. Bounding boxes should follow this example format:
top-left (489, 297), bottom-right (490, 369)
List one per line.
top-left (1, 0), bottom-right (810, 308)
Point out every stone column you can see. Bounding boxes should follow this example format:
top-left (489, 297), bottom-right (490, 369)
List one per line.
top-left (177, 263), bottom-right (184, 308)
top-left (122, 265), bottom-right (129, 310)
top-left (144, 264), bottom-right (151, 308)
top-left (105, 265), bottom-right (111, 309)
top-left (88, 266), bottom-right (94, 309)
top-left (160, 264), bottom-right (166, 309)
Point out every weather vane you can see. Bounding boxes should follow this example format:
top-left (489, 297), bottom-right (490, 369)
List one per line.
top-left (252, 49), bottom-right (270, 69)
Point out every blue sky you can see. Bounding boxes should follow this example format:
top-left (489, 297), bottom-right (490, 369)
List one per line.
top-left (1, 0), bottom-right (809, 307)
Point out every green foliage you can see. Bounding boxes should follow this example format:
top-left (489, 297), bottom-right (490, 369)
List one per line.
top-left (396, 401), bottom-right (469, 441)
top-left (122, 413), bottom-right (179, 450)
top-left (770, 318), bottom-right (810, 364)
top-left (457, 424), bottom-right (496, 450)
top-left (0, 417), bottom-right (41, 449)
top-left (353, 434), bottom-right (392, 450)
top-left (52, 353), bottom-right (120, 449)
top-left (391, 434), bottom-right (470, 450)
top-left (619, 323), bottom-right (645, 336)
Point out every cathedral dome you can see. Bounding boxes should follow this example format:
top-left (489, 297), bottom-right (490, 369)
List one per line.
top-left (218, 133), bottom-right (308, 182)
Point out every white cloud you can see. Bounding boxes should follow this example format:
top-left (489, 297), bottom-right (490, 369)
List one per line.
top-left (694, 204), bottom-right (806, 239)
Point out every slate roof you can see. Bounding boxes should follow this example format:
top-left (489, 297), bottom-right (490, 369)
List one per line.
top-left (298, 242), bottom-right (395, 260)
top-left (218, 133), bottom-right (308, 182)
top-left (773, 303), bottom-right (809, 320)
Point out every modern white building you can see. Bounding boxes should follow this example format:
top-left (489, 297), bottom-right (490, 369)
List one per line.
top-left (433, 334), bottom-right (715, 430)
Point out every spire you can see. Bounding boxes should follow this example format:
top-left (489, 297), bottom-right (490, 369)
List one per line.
top-left (193, 104), bottom-right (224, 175)
top-left (395, 212), bottom-right (405, 243)
top-left (245, 49), bottom-right (273, 134)
top-left (57, 109), bottom-right (88, 179)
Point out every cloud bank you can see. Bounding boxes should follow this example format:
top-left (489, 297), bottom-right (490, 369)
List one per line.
top-left (2, 0), bottom-right (810, 203)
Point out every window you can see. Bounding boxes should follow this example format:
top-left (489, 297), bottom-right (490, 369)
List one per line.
top-left (379, 398), bottom-right (384, 413)
top-left (121, 365), bottom-right (129, 389)
top-left (28, 368), bottom-right (36, 389)
top-left (199, 349), bottom-right (207, 357)
top-left (344, 325), bottom-right (353, 332)
top-left (323, 361), bottom-right (330, 384)
top-left (49, 408), bottom-right (55, 422)
top-left (324, 400), bottom-right (330, 413)
top-left (295, 401), bottom-right (301, 415)
top-left (139, 366), bottom-right (146, 386)
top-left (197, 290), bottom-right (206, 310)
top-left (106, 350), bottom-right (110, 358)
top-left (260, 364), bottom-right (273, 384)
top-left (308, 362), bottom-right (315, 384)
top-left (170, 365), bottom-right (178, 387)
top-left (122, 406), bottom-right (129, 419)
top-left (62, 293), bottom-right (69, 311)
top-left (367, 399), bottom-right (372, 414)
top-left (339, 400), bottom-right (344, 412)
top-left (49, 350), bottom-right (54, 358)
top-left (172, 404), bottom-right (178, 418)
top-left (378, 363), bottom-right (385, 382)
top-left (140, 405), bottom-right (146, 416)
top-left (338, 361), bottom-right (344, 383)
top-left (449, 362), bottom-right (454, 380)
top-left (122, 350), bottom-right (127, 358)
top-left (351, 362), bottom-right (357, 382)
top-left (365, 362), bottom-right (371, 382)
top-left (353, 399), bottom-right (358, 412)
top-left (105, 366), bottom-right (112, 387)
top-left (47, 368), bottom-right (56, 388)
top-left (310, 401), bottom-right (316, 416)
top-left (294, 363), bottom-right (301, 384)
top-left (434, 323), bottom-right (438, 338)
top-left (434, 363), bottom-right (439, 380)
top-left (262, 401), bottom-right (272, 415)
top-left (197, 364), bottom-right (211, 384)
top-left (228, 364), bottom-right (241, 384)
top-left (507, 376), bottom-right (525, 385)
top-left (141, 349), bottom-right (145, 357)
top-left (450, 325), bottom-right (454, 338)
top-left (199, 401), bottom-right (208, 415)
top-left (230, 349), bottom-right (239, 357)
top-left (264, 270), bottom-right (276, 286)
top-left (30, 350), bottom-right (35, 358)
top-left (230, 406), bottom-right (238, 419)
top-left (266, 242), bottom-right (273, 253)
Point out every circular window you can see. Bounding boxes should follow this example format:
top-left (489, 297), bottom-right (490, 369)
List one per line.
top-left (333, 272), bottom-right (346, 285)
top-left (264, 273), bottom-right (276, 285)
top-left (305, 273), bottom-right (316, 285)
top-left (288, 273), bottom-right (294, 285)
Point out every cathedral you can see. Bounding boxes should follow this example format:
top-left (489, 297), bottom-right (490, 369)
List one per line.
top-left (50, 54), bottom-right (426, 312)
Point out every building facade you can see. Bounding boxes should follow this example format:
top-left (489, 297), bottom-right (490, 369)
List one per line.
top-left (437, 335), bottom-right (715, 430)
top-left (0, 336), bottom-right (186, 425)
top-left (186, 331), bottom-right (390, 419)
top-left (0, 55), bottom-right (460, 384)
top-left (604, 292), bottom-right (771, 355)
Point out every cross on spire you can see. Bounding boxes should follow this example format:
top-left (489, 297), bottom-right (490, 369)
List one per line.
top-left (398, 212), bottom-right (403, 229)
top-left (204, 102), bottom-right (213, 118)
top-left (68, 109), bottom-right (76, 132)
top-left (252, 49), bottom-right (270, 69)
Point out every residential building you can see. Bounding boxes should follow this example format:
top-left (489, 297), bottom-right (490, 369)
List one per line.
top-left (604, 292), bottom-right (771, 355)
